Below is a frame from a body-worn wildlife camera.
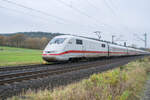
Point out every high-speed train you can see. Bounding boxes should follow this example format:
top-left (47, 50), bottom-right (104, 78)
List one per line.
top-left (42, 35), bottom-right (149, 62)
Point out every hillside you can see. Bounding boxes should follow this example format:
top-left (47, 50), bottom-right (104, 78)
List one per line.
top-left (0, 32), bottom-right (64, 39)
top-left (0, 32), bottom-right (65, 49)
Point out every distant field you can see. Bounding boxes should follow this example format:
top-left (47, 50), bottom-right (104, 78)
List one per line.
top-left (0, 46), bottom-right (43, 67)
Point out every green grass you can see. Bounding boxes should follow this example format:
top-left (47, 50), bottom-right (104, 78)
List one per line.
top-left (0, 46), bottom-right (44, 67)
top-left (9, 57), bottom-right (150, 100)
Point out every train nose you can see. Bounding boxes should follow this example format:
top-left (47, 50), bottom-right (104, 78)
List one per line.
top-left (42, 51), bottom-right (69, 62)
top-left (42, 55), bottom-right (58, 62)
top-left (42, 51), bottom-right (58, 62)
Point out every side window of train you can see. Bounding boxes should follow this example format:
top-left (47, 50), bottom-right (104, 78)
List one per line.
top-left (101, 44), bottom-right (105, 48)
top-left (76, 39), bottom-right (83, 45)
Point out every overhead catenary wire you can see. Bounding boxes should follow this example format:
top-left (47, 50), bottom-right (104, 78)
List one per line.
top-left (82, 0), bottom-right (126, 35)
top-left (2, 0), bottom-right (121, 33)
top-left (1, 0), bottom-right (100, 29)
top-left (107, 0), bottom-right (118, 11)
top-left (55, 0), bottom-right (105, 27)
top-left (86, 0), bottom-right (102, 13)
top-left (101, 0), bottom-right (135, 34)
top-left (85, 0), bottom-right (107, 20)
top-left (102, 0), bottom-right (116, 16)
top-left (0, 5), bottom-right (75, 32)
top-left (1, 0), bottom-right (71, 24)
top-left (84, 0), bottom-right (119, 30)
top-left (2, 0), bottom-right (128, 37)
top-left (0, 5), bottom-right (61, 24)
top-left (55, 0), bottom-right (125, 35)
top-left (2, 0), bottom-right (125, 38)
top-left (85, 0), bottom-right (117, 25)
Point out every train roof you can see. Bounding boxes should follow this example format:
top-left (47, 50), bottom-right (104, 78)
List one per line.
top-left (64, 35), bottom-right (128, 47)
top-left (53, 35), bottom-right (74, 38)
top-left (55, 35), bottom-right (148, 52)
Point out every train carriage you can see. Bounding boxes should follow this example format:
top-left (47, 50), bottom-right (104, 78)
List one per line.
top-left (108, 44), bottom-right (127, 56)
top-left (42, 35), bottom-right (149, 62)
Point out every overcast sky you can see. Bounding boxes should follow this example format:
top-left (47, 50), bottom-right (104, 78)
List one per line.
top-left (0, 0), bottom-right (149, 48)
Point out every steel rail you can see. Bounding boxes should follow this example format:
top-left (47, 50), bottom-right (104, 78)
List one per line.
top-left (0, 57), bottom-right (114, 79)
top-left (0, 56), bottom-right (139, 72)
top-left (0, 56), bottom-right (143, 85)
top-left (0, 62), bottom-right (63, 72)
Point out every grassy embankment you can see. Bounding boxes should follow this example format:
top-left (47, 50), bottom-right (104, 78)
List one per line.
top-left (10, 57), bottom-right (150, 100)
top-left (0, 46), bottom-right (43, 67)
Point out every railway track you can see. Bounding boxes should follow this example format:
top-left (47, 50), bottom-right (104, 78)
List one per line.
top-left (0, 57), bottom-right (122, 72)
top-left (0, 63), bottom-right (63, 72)
top-left (0, 56), bottom-right (141, 72)
top-left (0, 56), bottom-right (144, 85)
top-left (0, 57), bottom-right (120, 76)
top-left (0, 55), bottom-right (141, 72)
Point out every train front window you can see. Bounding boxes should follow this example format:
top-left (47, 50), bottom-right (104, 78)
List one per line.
top-left (50, 38), bottom-right (66, 44)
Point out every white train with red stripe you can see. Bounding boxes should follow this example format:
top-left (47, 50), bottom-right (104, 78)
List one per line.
top-left (42, 35), bottom-right (149, 62)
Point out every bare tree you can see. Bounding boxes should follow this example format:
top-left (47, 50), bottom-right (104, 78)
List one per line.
top-left (0, 34), bottom-right (49, 49)
top-left (0, 36), bottom-right (5, 46)
top-left (10, 34), bottom-right (26, 47)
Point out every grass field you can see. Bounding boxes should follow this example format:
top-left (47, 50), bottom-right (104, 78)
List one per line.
top-left (0, 46), bottom-right (43, 67)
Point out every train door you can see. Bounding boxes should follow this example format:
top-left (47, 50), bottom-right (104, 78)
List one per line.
top-left (82, 40), bottom-right (86, 57)
top-left (107, 43), bottom-right (110, 57)
top-left (75, 39), bottom-right (84, 57)
top-left (127, 47), bottom-right (129, 55)
top-left (64, 39), bottom-right (74, 57)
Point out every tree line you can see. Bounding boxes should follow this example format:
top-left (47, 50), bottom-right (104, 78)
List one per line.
top-left (0, 34), bottom-right (50, 49)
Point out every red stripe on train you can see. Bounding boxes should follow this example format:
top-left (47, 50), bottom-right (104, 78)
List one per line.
top-left (42, 50), bottom-right (128, 56)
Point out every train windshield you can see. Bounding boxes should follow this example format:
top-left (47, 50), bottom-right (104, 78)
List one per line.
top-left (49, 38), bottom-right (66, 44)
